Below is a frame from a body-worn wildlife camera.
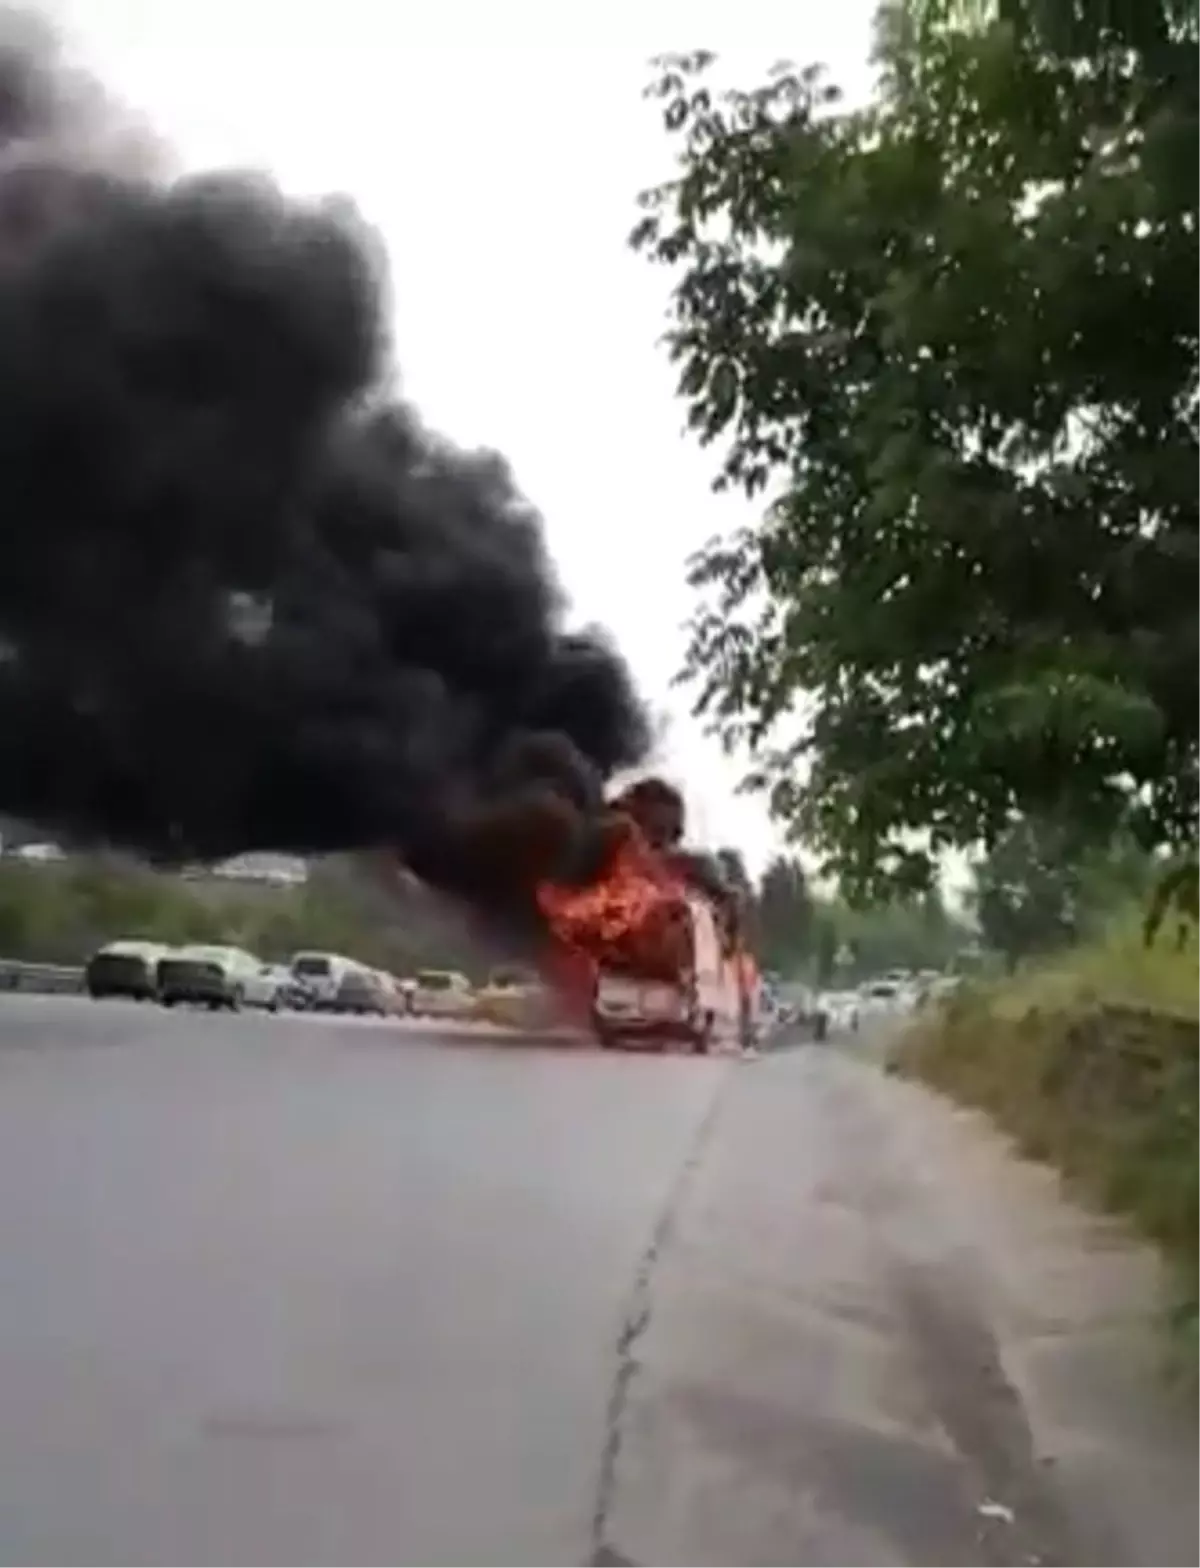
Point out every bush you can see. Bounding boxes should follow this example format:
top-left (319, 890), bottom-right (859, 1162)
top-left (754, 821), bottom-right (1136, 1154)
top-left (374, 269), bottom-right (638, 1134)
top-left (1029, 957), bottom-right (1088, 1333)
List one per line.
top-left (895, 923), bottom-right (1198, 1386)
top-left (0, 855), bottom-right (481, 977)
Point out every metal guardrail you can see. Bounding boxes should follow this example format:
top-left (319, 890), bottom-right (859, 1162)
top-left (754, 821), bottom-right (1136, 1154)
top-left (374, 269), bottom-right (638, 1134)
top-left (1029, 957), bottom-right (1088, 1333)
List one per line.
top-left (0, 959), bottom-right (85, 995)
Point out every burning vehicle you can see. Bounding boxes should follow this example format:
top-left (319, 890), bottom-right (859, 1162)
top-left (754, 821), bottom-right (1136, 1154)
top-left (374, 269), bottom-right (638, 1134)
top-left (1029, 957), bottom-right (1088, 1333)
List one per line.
top-left (0, 17), bottom-right (762, 1050)
top-left (535, 779), bottom-right (760, 1054)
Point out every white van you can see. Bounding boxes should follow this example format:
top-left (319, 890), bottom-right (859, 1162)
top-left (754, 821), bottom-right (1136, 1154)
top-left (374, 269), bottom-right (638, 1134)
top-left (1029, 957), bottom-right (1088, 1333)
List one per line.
top-left (288, 952), bottom-right (361, 1010)
top-left (592, 891), bottom-right (745, 1053)
top-left (688, 892), bottom-right (745, 1049)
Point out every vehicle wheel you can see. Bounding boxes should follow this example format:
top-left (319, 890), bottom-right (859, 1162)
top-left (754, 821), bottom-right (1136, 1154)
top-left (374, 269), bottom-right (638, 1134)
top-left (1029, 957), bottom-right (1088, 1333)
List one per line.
top-left (160, 997), bottom-right (176, 1009)
top-left (207, 1000), bottom-right (221, 1012)
top-left (267, 998), bottom-right (279, 1014)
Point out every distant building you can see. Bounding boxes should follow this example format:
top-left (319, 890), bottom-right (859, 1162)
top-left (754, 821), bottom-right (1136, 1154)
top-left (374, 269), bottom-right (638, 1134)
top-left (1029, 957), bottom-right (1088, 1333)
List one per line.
top-left (210, 853), bottom-right (309, 888)
top-left (11, 842), bottom-right (67, 863)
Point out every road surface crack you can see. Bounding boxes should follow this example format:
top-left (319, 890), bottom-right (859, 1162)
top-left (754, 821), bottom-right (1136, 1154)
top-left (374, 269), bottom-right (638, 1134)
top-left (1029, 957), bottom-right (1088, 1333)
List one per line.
top-left (587, 1072), bottom-right (728, 1568)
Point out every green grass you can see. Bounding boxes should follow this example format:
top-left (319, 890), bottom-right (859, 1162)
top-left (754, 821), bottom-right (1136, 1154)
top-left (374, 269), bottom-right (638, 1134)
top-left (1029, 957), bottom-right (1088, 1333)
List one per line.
top-left (896, 921), bottom-right (1198, 1389)
top-left (0, 855), bottom-right (475, 977)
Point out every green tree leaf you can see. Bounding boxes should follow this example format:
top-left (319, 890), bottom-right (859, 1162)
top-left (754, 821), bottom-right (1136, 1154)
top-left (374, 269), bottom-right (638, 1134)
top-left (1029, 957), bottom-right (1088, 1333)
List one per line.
top-left (634, 13), bottom-right (1197, 893)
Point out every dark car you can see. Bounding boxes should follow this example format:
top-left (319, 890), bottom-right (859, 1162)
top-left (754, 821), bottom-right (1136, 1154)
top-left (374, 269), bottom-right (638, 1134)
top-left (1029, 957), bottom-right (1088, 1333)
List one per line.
top-left (85, 941), bottom-right (169, 1001)
top-left (157, 946), bottom-right (255, 1011)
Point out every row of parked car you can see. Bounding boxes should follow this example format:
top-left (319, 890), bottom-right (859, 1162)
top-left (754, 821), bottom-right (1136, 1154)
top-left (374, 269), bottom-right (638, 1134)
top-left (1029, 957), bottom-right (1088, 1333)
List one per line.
top-left (84, 940), bottom-right (480, 1018)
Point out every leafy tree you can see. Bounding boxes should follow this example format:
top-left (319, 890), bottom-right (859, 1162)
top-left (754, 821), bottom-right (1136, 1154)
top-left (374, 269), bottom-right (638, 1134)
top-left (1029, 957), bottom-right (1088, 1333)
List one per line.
top-left (1071, 832), bottom-right (1155, 923)
top-left (756, 854), bottom-right (815, 972)
top-left (1143, 847), bottom-right (1199, 949)
top-left (970, 816), bottom-right (1085, 967)
top-left (632, 4), bottom-right (1197, 894)
top-left (968, 816), bottom-right (1165, 966)
top-left (819, 884), bottom-right (969, 978)
top-left (749, 851), bottom-right (971, 979)
top-left (711, 844), bottom-right (758, 947)
top-left (813, 915), bottom-right (840, 987)
top-left (714, 846), bottom-right (754, 898)
top-left (902, 0), bottom-right (1193, 57)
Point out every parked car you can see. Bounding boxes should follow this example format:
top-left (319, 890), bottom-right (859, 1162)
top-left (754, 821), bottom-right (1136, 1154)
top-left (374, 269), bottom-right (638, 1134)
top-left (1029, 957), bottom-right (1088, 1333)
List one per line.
top-left (376, 972), bottom-right (411, 1016)
top-left (275, 969), bottom-right (319, 1010)
top-left (333, 965), bottom-right (393, 1016)
top-left (85, 939), bottom-right (172, 1001)
top-left (157, 945), bottom-right (264, 1011)
top-left (239, 962), bottom-right (311, 1012)
top-left (411, 969), bottom-right (474, 1019)
top-left (473, 965), bottom-right (549, 1028)
top-left (858, 980), bottom-right (904, 1019)
top-left (287, 951), bottom-right (362, 1011)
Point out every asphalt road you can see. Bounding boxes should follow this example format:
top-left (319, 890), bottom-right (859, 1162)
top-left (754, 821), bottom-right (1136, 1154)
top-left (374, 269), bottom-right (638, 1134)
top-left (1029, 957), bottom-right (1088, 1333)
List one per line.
top-left (0, 995), bottom-right (726, 1567)
top-left (2, 996), bottom-right (1194, 1568)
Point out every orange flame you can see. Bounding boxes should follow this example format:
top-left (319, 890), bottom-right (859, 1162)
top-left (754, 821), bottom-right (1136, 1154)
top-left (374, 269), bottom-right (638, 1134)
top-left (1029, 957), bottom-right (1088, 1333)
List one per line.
top-left (534, 813), bottom-right (707, 1025)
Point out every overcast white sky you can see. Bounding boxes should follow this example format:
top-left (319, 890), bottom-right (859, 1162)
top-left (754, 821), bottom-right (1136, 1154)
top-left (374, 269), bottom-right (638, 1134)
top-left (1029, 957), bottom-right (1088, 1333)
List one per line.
top-left (52, 0), bottom-right (878, 873)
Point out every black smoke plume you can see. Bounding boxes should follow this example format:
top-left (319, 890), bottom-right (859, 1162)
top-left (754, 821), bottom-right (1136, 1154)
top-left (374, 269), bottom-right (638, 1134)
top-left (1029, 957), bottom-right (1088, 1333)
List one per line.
top-left (0, 11), bottom-right (651, 920)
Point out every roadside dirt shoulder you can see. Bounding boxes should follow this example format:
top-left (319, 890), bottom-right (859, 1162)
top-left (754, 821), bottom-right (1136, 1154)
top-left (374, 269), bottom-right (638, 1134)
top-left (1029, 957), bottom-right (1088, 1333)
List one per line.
top-left (599, 1045), bottom-right (1197, 1567)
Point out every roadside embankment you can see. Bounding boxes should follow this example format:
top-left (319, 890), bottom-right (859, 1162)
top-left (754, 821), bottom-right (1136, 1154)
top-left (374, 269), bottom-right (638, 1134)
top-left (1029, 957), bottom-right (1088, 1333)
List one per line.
top-left (601, 1042), bottom-right (1198, 1566)
top-left (893, 929), bottom-right (1198, 1385)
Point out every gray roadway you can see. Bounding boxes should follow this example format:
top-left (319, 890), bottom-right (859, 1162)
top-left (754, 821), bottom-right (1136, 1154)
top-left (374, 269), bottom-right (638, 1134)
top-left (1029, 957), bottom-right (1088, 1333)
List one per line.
top-left (0, 996), bottom-right (725, 1567)
top-left (0, 996), bottom-right (1195, 1568)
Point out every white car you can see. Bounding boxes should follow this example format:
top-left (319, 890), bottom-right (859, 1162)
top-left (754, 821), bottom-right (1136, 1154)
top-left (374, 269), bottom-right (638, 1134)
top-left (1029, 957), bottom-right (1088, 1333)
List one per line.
top-left (859, 981), bottom-right (906, 1017)
top-left (410, 969), bottom-right (474, 1019)
top-left (241, 963), bottom-right (295, 1012)
top-left (287, 951), bottom-right (362, 1010)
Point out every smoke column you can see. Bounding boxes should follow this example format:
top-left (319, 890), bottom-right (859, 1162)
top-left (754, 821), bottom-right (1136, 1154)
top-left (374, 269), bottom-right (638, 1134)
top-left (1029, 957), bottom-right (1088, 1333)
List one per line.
top-left (0, 10), bottom-right (651, 918)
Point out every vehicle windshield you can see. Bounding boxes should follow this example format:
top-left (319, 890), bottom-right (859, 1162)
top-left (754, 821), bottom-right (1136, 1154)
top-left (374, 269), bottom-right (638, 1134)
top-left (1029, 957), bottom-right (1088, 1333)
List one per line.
top-left (417, 971), bottom-right (454, 991)
top-left (489, 966), bottom-right (534, 989)
top-left (292, 955), bottom-right (332, 978)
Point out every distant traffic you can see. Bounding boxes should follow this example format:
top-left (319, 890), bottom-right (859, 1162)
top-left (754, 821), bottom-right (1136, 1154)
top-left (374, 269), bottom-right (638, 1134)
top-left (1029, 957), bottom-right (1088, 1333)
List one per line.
top-left (82, 940), bottom-right (477, 1022)
top-left (77, 942), bottom-right (960, 1039)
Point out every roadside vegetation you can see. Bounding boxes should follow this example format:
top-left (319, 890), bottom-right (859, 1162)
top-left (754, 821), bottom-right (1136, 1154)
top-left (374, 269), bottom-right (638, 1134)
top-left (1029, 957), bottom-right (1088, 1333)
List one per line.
top-left (635, 0), bottom-right (1196, 901)
top-left (715, 846), bottom-right (974, 984)
top-left (0, 855), bottom-right (479, 978)
top-left (639, 0), bottom-right (1196, 1379)
top-left (896, 921), bottom-right (1198, 1385)
top-left (0, 838), bottom-right (967, 992)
